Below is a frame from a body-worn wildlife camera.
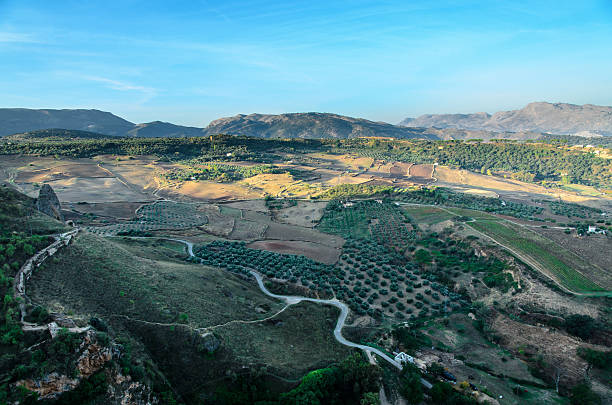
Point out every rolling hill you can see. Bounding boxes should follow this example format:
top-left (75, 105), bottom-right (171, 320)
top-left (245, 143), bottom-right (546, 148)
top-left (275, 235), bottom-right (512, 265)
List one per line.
top-left (202, 112), bottom-right (439, 139)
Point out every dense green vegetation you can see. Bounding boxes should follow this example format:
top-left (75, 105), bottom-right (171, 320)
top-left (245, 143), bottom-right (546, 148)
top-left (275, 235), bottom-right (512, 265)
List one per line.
top-left (397, 187), bottom-right (544, 220)
top-left (538, 134), bottom-right (612, 148)
top-left (341, 138), bottom-right (612, 188)
top-left (547, 200), bottom-right (602, 219)
top-left (576, 347), bottom-right (611, 369)
top-left (318, 200), bottom-right (415, 249)
top-left (163, 163), bottom-right (284, 183)
top-left (2, 135), bottom-right (610, 188)
top-left (317, 183), bottom-right (394, 199)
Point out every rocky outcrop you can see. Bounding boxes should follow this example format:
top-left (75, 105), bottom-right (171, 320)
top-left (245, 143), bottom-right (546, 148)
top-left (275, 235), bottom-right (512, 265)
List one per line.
top-left (196, 332), bottom-right (220, 354)
top-left (36, 184), bottom-right (64, 221)
top-left (15, 330), bottom-right (159, 403)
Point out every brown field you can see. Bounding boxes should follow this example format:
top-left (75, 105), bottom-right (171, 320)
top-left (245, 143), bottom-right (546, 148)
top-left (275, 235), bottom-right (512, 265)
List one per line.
top-left (240, 173), bottom-right (314, 197)
top-left (306, 153), bottom-right (373, 171)
top-left (45, 177), bottom-right (151, 203)
top-left (388, 162), bottom-right (413, 177)
top-left (196, 205), bottom-right (236, 237)
top-left (275, 201), bottom-right (328, 228)
top-left (368, 161), bottom-right (395, 175)
top-left (66, 202), bottom-right (143, 219)
top-left (228, 218), bottom-right (268, 240)
top-left (435, 166), bottom-right (612, 210)
top-left (170, 181), bottom-right (262, 200)
top-left (15, 163), bottom-right (109, 182)
top-left (408, 164), bottom-right (434, 184)
top-left (323, 173), bottom-right (373, 186)
top-left (225, 199), bottom-right (269, 212)
top-left (96, 159), bottom-right (161, 191)
top-left (246, 240), bottom-right (341, 264)
top-left (265, 222), bottom-right (344, 248)
top-left (241, 209), bottom-right (274, 223)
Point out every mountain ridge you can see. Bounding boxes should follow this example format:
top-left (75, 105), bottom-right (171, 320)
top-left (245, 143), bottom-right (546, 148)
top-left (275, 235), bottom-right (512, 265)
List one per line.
top-left (400, 102), bottom-right (612, 136)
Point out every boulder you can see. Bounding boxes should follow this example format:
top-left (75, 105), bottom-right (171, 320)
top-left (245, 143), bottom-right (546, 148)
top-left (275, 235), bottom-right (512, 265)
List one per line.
top-left (36, 184), bottom-right (64, 221)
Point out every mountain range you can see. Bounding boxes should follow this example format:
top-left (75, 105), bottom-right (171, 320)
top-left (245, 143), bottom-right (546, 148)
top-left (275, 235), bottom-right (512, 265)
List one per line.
top-left (400, 102), bottom-right (612, 136)
top-left (1, 102), bottom-right (610, 140)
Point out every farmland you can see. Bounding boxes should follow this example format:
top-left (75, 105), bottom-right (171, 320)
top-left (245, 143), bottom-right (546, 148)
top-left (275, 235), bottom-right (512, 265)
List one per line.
top-left (2, 135), bottom-right (611, 404)
top-left (467, 219), bottom-right (607, 293)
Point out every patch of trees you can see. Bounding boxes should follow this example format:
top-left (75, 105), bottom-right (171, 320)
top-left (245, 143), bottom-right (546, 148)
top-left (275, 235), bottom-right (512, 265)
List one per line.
top-left (318, 183), bottom-right (394, 199)
top-left (547, 200), bottom-right (602, 219)
top-left (163, 163), bottom-right (284, 183)
top-left (338, 138), bottom-right (612, 188)
top-left (576, 347), bottom-right (611, 370)
top-left (398, 187), bottom-right (543, 220)
top-left (279, 353), bottom-right (380, 404)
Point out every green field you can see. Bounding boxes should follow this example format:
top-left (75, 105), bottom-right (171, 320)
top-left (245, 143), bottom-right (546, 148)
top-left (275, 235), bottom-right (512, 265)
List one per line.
top-left (402, 206), bottom-right (455, 225)
top-left (468, 219), bottom-right (605, 293)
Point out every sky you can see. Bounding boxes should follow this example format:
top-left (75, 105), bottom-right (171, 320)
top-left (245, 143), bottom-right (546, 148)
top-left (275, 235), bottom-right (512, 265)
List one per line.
top-left (1, 0), bottom-right (611, 127)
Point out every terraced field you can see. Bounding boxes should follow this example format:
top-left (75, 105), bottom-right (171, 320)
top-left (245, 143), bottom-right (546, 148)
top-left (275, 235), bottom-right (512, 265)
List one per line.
top-left (467, 219), bottom-right (607, 293)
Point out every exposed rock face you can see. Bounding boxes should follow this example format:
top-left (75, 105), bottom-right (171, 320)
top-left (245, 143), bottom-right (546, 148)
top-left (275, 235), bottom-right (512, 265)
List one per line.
top-left (15, 331), bottom-right (158, 403)
top-left (36, 184), bottom-right (64, 221)
top-left (400, 102), bottom-right (612, 136)
top-left (197, 332), bottom-right (221, 354)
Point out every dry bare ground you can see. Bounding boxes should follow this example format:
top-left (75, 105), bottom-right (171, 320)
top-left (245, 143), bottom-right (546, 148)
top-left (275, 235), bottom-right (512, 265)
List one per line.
top-left (240, 173), bottom-right (313, 197)
top-left (265, 222), bottom-right (344, 248)
top-left (491, 313), bottom-right (606, 388)
top-left (169, 181), bottom-right (262, 200)
top-left (408, 164), bottom-right (435, 184)
top-left (65, 202), bottom-right (143, 219)
top-left (225, 199), bottom-right (269, 213)
top-left (435, 166), bottom-right (612, 210)
top-left (274, 201), bottom-right (328, 228)
top-left (246, 240), bottom-right (341, 264)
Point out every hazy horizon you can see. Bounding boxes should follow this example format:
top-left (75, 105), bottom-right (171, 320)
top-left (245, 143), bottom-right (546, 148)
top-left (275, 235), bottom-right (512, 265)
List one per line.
top-left (1, 0), bottom-right (611, 127)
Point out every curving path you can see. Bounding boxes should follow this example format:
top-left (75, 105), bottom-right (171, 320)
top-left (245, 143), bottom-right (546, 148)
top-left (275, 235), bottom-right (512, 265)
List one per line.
top-left (175, 239), bottom-right (432, 388)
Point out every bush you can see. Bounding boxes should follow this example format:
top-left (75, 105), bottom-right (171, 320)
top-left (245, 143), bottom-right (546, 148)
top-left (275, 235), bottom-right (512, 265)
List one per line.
top-left (577, 347), bottom-right (611, 369)
top-left (570, 383), bottom-right (601, 405)
top-left (565, 314), bottom-right (597, 340)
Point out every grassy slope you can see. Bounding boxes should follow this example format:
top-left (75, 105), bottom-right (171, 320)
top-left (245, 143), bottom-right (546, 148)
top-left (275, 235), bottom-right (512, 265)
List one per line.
top-left (29, 232), bottom-right (283, 327)
top-left (28, 231), bottom-right (352, 399)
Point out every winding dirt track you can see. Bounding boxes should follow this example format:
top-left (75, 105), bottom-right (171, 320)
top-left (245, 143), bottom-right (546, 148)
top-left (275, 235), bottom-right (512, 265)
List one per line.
top-left (174, 238), bottom-right (432, 388)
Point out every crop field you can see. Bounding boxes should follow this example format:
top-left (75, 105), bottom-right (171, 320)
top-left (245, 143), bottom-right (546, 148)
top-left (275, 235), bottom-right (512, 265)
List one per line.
top-left (246, 240), bottom-right (341, 264)
top-left (87, 200), bottom-right (209, 236)
top-left (408, 164), bottom-right (434, 184)
top-left (402, 206), bottom-right (455, 225)
top-left (240, 172), bottom-right (316, 197)
top-left (317, 200), bottom-right (416, 250)
top-left (468, 219), bottom-right (606, 293)
top-left (170, 180), bottom-right (262, 200)
top-left (194, 238), bottom-right (467, 321)
top-left (273, 200), bottom-right (328, 228)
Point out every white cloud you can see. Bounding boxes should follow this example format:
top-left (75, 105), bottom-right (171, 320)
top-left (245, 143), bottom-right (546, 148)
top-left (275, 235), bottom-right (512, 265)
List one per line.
top-left (81, 75), bottom-right (157, 100)
top-left (0, 32), bottom-right (41, 43)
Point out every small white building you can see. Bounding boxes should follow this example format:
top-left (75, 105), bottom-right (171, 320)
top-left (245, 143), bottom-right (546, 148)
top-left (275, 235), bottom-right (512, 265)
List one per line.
top-left (587, 226), bottom-right (606, 235)
top-left (393, 352), bottom-right (414, 365)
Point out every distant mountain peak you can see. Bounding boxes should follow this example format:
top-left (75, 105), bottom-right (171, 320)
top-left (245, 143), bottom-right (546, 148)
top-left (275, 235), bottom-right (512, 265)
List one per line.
top-left (400, 102), bottom-right (612, 136)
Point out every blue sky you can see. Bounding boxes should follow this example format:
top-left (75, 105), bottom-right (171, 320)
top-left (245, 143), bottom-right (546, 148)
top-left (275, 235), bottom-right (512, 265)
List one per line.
top-left (1, 0), bottom-right (611, 126)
